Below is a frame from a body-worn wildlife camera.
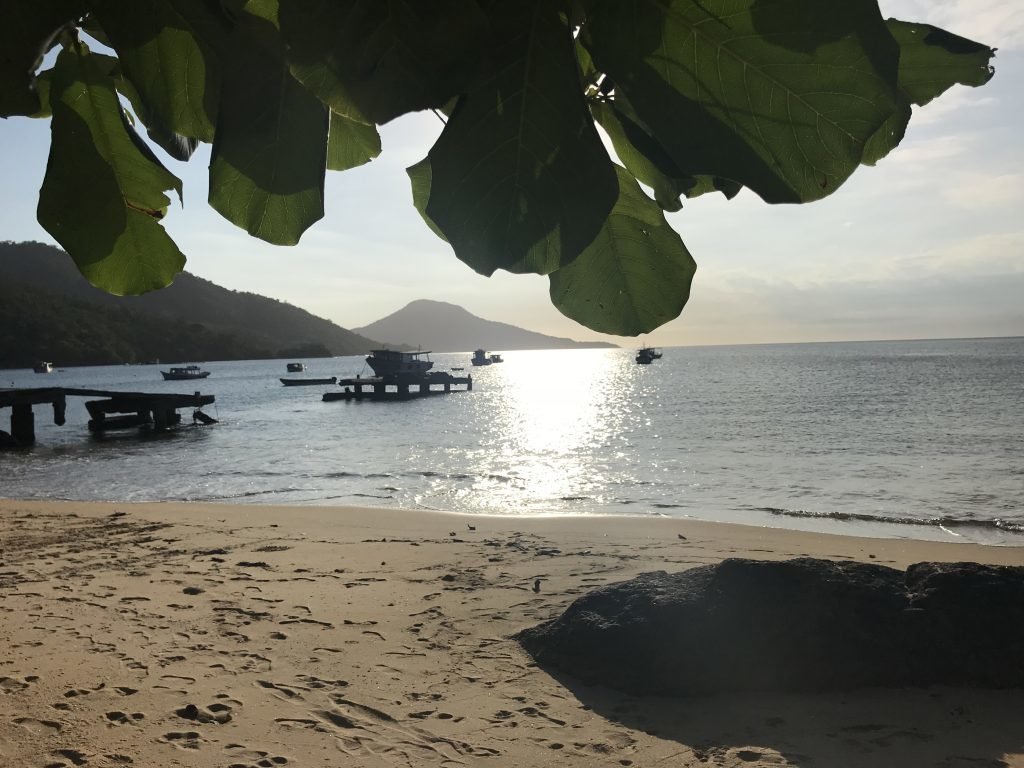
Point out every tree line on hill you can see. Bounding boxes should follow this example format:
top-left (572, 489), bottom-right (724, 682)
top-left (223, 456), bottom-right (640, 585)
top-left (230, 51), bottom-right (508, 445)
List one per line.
top-left (0, 241), bottom-right (378, 368)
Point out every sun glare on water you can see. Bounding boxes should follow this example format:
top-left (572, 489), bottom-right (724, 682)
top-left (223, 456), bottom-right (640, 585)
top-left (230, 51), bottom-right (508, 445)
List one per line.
top-left (461, 349), bottom-right (634, 513)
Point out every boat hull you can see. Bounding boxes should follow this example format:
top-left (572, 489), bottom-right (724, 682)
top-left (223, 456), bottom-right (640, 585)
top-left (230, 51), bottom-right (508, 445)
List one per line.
top-left (280, 377), bottom-right (337, 386)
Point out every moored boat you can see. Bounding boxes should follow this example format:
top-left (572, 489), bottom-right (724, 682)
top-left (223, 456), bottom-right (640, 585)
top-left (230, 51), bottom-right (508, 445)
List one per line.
top-left (365, 349), bottom-right (433, 378)
top-left (286, 362), bottom-right (305, 372)
top-left (33, 361), bottom-right (54, 373)
top-left (161, 365), bottom-right (211, 381)
top-left (471, 349), bottom-right (491, 366)
top-left (280, 376), bottom-right (337, 386)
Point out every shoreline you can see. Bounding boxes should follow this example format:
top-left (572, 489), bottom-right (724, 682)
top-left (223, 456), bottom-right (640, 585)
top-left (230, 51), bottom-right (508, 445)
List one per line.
top-left (2, 498), bottom-right (1023, 767)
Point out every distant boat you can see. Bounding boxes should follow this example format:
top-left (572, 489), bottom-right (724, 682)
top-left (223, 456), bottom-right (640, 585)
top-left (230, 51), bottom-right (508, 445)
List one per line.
top-left (489, 353), bottom-right (504, 363)
top-left (33, 361), bottom-right (54, 373)
top-left (286, 362), bottom-right (305, 372)
top-left (471, 349), bottom-right (491, 366)
top-left (365, 349), bottom-right (433, 377)
top-left (280, 376), bottom-right (337, 386)
top-left (161, 365), bottom-right (211, 381)
top-left (636, 346), bottom-right (661, 365)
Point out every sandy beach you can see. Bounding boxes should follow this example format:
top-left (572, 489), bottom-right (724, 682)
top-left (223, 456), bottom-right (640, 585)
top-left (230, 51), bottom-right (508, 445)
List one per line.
top-left (2, 498), bottom-right (1023, 768)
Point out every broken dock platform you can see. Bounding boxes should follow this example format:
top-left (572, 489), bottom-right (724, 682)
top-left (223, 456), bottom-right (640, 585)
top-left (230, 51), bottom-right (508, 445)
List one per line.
top-left (0, 387), bottom-right (216, 447)
top-left (323, 372), bottom-right (472, 402)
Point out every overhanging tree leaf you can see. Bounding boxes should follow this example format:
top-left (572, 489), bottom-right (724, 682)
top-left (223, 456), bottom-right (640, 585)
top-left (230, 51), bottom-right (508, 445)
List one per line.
top-left (549, 165), bottom-right (695, 335)
top-left (886, 19), bottom-right (996, 107)
top-left (36, 42), bottom-right (186, 295)
top-left (0, 0), bottom-right (85, 117)
top-left (209, 9), bottom-right (328, 245)
top-left (406, 157), bottom-right (447, 242)
top-left (88, 52), bottom-right (201, 161)
top-left (426, 0), bottom-right (618, 276)
top-left (863, 21), bottom-right (994, 167)
top-left (592, 97), bottom-right (740, 211)
top-left (327, 110), bottom-right (381, 172)
top-left (583, 0), bottom-right (904, 203)
top-left (89, 0), bottom-right (224, 143)
top-left (279, 0), bottom-right (486, 125)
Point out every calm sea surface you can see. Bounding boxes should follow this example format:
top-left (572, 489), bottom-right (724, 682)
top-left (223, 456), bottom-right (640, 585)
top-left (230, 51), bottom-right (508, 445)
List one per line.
top-left (2, 338), bottom-right (1023, 544)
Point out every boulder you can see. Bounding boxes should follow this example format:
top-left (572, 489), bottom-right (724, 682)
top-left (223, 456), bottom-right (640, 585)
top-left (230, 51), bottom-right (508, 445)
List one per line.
top-left (516, 558), bottom-right (1024, 694)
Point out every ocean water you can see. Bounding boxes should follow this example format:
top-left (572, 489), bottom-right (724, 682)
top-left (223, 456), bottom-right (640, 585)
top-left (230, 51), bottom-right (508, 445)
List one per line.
top-left (2, 338), bottom-right (1023, 544)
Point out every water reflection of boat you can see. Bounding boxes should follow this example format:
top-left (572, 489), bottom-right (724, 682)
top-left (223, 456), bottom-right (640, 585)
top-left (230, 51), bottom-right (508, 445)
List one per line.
top-left (161, 365), bottom-right (211, 380)
top-left (471, 349), bottom-right (491, 366)
top-left (286, 362), bottom-right (305, 372)
top-left (366, 349), bottom-right (433, 377)
top-left (281, 376), bottom-right (337, 386)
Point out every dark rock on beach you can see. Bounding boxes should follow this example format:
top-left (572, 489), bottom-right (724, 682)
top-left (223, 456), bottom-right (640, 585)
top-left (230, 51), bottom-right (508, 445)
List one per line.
top-left (516, 557), bottom-right (1024, 694)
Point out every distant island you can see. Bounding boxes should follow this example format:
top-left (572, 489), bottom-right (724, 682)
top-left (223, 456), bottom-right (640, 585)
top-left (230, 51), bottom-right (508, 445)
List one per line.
top-left (0, 241), bottom-right (383, 368)
top-left (354, 299), bottom-right (618, 352)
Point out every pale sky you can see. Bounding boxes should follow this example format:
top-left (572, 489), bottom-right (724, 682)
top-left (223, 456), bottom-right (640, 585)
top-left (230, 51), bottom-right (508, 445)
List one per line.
top-left (1, 1), bottom-right (1021, 348)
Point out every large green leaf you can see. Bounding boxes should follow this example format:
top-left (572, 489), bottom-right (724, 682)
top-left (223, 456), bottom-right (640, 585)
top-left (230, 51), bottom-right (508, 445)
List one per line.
top-left (863, 21), bottom-right (994, 167)
top-left (592, 97), bottom-right (740, 211)
top-left (327, 110), bottom-right (381, 172)
top-left (406, 157), bottom-right (447, 242)
top-left (37, 42), bottom-right (186, 295)
top-left (89, 0), bottom-right (225, 143)
top-left (0, 0), bottom-right (84, 117)
top-left (549, 165), bottom-right (695, 335)
top-left (426, 0), bottom-right (618, 276)
top-left (279, 0), bottom-right (486, 125)
top-left (886, 19), bottom-right (995, 107)
top-left (209, 11), bottom-right (328, 245)
top-left (583, 0), bottom-right (903, 203)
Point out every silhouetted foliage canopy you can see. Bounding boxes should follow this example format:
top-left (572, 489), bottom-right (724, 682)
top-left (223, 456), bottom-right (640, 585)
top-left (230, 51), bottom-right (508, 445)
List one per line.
top-left (0, 0), bottom-right (996, 335)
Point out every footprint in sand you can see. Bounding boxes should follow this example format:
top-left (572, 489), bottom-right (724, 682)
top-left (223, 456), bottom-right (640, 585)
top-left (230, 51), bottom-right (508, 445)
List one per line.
top-left (224, 744), bottom-right (290, 767)
top-left (0, 676), bottom-right (31, 694)
top-left (161, 731), bottom-right (205, 750)
top-left (175, 701), bottom-right (235, 724)
top-left (14, 716), bottom-right (62, 733)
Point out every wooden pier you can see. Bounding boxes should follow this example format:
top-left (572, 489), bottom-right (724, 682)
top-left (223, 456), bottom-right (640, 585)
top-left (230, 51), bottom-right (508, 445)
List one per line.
top-left (0, 387), bottom-right (216, 447)
top-left (323, 372), bottom-right (472, 402)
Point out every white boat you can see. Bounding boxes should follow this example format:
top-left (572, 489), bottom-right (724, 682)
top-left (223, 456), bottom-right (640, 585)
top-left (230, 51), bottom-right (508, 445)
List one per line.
top-left (365, 349), bottom-right (433, 377)
top-left (33, 361), bottom-right (54, 373)
top-left (161, 365), bottom-right (211, 381)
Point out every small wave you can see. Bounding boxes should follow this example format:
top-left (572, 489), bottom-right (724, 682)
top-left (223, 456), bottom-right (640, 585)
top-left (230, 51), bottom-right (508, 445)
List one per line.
top-left (560, 496), bottom-right (590, 502)
top-left (351, 492), bottom-right (395, 500)
top-left (652, 503), bottom-right (684, 509)
top-left (755, 506), bottom-right (1024, 535)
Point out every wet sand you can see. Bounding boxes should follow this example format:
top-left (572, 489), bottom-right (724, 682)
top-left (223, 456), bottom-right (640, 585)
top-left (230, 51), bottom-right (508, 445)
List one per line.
top-left (2, 499), bottom-right (1023, 767)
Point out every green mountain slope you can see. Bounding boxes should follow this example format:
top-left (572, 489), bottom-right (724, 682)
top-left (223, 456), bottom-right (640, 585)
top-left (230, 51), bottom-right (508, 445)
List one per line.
top-left (0, 241), bottom-right (382, 367)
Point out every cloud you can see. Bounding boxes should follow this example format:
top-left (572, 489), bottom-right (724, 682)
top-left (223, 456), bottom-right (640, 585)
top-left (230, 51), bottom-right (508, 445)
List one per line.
top-left (882, 0), bottom-right (1024, 50)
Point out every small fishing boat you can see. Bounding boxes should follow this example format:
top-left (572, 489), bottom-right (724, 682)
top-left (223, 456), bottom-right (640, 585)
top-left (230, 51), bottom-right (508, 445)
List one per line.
top-left (280, 376), bottom-right (338, 386)
top-left (489, 353), bottom-right (504, 363)
top-left (161, 365), bottom-right (211, 381)
top-left (471, 349), bottom-right (491, 366)
top-left (33, 361), bottom-right (54, 373)
top-left (286, 362), bottom-right (305, 372)
top-left (636, 347), bottom-right (658, 364)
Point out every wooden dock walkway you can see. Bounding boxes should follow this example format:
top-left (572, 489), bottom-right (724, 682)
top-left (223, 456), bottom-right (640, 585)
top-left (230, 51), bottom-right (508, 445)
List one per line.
top-left (0, 388), bottom-right (216, 447)
top-left (323, 372), bottom-right (472, 402)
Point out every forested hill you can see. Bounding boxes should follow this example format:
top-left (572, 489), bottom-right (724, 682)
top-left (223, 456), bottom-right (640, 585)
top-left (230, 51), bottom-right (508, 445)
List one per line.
top-left (354, 299), bottom-right (618, 352)
top-left (0, 241), bottom-right (382, 368)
